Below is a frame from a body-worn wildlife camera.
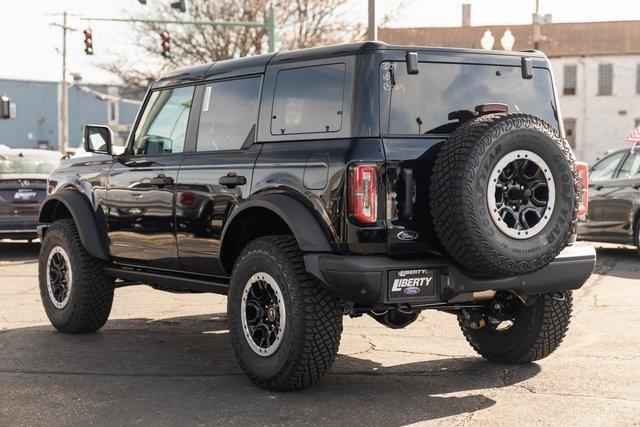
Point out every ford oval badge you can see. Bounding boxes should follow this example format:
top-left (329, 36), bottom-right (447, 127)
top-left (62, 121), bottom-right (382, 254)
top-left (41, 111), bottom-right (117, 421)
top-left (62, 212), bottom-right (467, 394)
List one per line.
top-left (404, 286), bottom-right (421, 295)
top-left (397, 230), bottom-right (419, 241)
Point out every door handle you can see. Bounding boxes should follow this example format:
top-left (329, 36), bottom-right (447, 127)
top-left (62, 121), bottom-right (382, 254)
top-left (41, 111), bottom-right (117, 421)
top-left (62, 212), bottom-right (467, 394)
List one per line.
top-left (149, 174), bottom-right (174, 187)
top-left (595, 185), bottom-right (603, 191)
top-left (633, 183), bottom-right (640, 190)
top-left (219, 172), bottom-right (246, 189)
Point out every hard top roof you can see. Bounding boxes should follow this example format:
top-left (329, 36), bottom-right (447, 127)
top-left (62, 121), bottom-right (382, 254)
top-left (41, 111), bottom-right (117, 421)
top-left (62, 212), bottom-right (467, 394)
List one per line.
top-left (152, 41), bottom-right (546, 88)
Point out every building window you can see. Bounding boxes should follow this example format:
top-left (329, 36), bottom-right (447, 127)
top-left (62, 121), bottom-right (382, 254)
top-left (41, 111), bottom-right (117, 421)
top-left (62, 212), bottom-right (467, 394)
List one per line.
top-left (597, 63), bottom-right (613, 96)
top-left (563, 64), bottom-right (577, 95)
top-left (563, 118), bottom-right (577, 148)
top-left (635, 118), bottom-right (640, 129)
top-left (636, 64), bottom-right (640, 94)
top-left (108, 102), bottom-right (117, 123)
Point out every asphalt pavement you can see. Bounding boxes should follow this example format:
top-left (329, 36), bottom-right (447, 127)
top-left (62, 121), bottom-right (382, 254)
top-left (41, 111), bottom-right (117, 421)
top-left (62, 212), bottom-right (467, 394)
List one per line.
top-left (0, 240), bottom-right (639, 426)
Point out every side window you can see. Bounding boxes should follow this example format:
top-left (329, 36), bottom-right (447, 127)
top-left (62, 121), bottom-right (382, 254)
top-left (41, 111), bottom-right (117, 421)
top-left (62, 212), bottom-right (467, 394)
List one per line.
top-left (590, 151), bottom-right (626, 182)
top-left (618, 152), bottom-right (640, 179)
top-left (132, 86), bottom-right (194, 155)
top-left (196, 77), bottom-right (261, 151)
top-left (271, 63), bottom-right (346, 135)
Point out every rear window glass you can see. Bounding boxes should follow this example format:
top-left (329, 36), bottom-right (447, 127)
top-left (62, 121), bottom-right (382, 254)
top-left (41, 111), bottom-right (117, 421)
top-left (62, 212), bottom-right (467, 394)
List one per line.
top-left (271, 63), bottom-right (345, 135)
top-left (380, 61), bottom-right (559, 135)
top-left (0, 151), bottom-right (60, 174)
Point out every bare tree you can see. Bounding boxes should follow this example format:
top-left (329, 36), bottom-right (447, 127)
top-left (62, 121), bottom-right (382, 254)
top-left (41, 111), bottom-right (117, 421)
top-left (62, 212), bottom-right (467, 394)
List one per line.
top-left (100, 0), bottom-right (403, 89)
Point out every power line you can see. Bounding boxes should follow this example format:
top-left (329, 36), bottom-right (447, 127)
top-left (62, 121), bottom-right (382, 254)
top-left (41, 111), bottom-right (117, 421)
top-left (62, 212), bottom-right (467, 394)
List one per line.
top-left (73, 84), bottom-right (142, 105)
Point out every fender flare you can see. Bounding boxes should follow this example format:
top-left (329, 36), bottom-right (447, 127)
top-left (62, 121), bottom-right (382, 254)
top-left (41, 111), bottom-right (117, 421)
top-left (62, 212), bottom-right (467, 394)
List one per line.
top-left (39, 191), bottom-right (110, 260)
top-left (220, 194), bottom-right (334, 255)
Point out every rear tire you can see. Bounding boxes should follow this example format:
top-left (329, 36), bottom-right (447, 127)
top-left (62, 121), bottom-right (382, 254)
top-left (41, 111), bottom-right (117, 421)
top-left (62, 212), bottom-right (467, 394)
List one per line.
top-left (38, 219), bottom-right (114, 333)
top-left (459, 291), bottom-right (573, 363)
top-left (430, 113), bottom-right (578, 278)
top-left (227, 235), bottom-right (343, 391)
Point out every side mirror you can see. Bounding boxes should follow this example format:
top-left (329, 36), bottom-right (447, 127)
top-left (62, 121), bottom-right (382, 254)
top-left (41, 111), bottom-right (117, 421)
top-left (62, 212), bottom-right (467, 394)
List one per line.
top-left (84, 125), bottom-right (113, 154)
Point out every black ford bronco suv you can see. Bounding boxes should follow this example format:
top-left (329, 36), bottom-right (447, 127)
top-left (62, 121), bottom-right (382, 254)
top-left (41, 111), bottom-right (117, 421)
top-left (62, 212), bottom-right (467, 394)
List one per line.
top-left (38, 42), bottom-right (595, 391)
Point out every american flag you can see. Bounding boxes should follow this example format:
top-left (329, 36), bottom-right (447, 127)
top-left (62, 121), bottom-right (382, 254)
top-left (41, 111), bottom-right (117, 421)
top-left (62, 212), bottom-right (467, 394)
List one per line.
top-left (627, 126), bottom-right (640, 143)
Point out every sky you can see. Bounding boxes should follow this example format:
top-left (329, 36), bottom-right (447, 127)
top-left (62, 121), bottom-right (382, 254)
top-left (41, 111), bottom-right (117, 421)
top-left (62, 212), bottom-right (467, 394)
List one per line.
top-left (1, 0), bottom-right (639, 84)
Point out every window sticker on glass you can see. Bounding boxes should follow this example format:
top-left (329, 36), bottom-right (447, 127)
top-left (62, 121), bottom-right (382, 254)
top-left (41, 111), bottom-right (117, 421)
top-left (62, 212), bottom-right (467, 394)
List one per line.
top-left (381, 62), bottom-right (404, 92)
top-left (202, 86), bottom-right (212, 112)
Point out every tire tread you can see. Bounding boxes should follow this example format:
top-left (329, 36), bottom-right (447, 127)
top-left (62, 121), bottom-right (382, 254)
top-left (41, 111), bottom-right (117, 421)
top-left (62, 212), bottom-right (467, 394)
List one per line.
top-left (39, 218), bottom-right (113, 333)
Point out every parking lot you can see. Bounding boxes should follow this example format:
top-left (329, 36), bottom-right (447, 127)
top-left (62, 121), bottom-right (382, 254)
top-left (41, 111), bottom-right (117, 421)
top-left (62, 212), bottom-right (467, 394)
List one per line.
top-left (0, 241), bottom-right (639, 426)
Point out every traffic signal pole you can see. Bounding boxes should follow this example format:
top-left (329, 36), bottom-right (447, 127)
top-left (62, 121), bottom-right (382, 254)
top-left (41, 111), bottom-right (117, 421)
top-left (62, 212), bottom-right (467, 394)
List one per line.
top-left (82, 3), bottom-right (278, 53)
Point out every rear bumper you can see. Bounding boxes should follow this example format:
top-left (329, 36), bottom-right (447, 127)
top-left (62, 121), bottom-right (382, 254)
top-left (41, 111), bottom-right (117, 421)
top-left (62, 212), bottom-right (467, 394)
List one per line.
top-left (304, 244), bottom-right (596, 307)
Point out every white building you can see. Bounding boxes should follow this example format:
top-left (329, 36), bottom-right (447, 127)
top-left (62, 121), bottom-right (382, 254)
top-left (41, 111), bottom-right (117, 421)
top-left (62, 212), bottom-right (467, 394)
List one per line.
top-left (380, 19), bottom-right (640, 163)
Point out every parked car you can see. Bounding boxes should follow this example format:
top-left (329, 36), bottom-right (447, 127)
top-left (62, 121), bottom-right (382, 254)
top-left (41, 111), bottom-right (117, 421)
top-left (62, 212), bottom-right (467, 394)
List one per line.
top-left (37, 42), bottom-right (594, 391)
top-left (0, 148), bottom-right (61, 241)
top-left (577, 147), bottom-right (640, 250)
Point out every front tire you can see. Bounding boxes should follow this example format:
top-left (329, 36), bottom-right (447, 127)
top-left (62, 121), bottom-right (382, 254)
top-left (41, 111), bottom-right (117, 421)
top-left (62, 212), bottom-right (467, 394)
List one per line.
top-left (459, 291), bottom-right (573, 363)
top-left (228, 235), bottom-right (343, 391)
top-left (38, 218), bottom-right (114, 333)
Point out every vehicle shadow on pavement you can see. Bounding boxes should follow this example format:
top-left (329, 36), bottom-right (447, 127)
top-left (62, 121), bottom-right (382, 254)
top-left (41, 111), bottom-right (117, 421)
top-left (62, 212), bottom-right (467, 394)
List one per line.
top-left (0, 241), bottom-right (39, 264)
top-left (0, 313), bottom-right (541, 425)
top-left (593, 246), bottom-right (640, 280)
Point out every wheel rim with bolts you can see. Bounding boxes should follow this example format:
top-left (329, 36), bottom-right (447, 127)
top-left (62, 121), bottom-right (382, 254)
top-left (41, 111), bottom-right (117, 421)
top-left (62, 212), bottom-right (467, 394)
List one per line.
top-left (46, 246), bottom-right (73, 309)
top-left (240, 272), bottom-right (286, 357)
top-left (487, 150), bottom-right (556, 239)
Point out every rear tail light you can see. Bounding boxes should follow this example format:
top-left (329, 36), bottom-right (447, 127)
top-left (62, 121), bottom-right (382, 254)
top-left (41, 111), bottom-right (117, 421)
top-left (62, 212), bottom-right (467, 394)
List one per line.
top-left (348, 164), bottom-right (378, 225)
top-left (178, 191), bottom-right (196, 206)
top-left (575, 161), bottom-right (589, 219)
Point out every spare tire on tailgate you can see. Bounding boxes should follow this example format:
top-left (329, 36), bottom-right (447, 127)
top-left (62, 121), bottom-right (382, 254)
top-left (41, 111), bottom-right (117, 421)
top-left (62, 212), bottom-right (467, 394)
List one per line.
top-left (429, 113), bottom-right (578, 279)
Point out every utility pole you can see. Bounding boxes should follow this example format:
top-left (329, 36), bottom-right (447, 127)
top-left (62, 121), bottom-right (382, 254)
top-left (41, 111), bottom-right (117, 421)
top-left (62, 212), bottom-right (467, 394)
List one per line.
top-left (368, 0), bottom-right (377, 41)
top-left (532, 0), bottom-right (541, 50)
top-left (51, 12), bottom-right (74, 154)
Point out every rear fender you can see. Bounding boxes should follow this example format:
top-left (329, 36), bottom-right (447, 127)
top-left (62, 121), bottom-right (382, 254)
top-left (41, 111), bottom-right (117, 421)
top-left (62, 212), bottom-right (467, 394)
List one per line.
top-left (222, 194), bottom-right (334, 252)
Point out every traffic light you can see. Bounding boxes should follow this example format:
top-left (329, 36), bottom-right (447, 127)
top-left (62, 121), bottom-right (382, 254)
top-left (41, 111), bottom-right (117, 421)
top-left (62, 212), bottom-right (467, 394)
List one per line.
top-left (159, 30), bottom-right (171, 58)
top-left (83, 28), bottom-right (94, 55)
top-left (171, 0), bottom-right (186, 13)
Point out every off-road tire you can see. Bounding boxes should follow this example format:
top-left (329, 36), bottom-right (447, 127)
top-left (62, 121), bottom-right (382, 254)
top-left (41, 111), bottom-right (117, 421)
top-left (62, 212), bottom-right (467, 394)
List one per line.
top-left (38, 218), bottom-right (114, 333)
top-left (459, 291), bottom-right (573, 363)
top-left (430, 113), bottom-right (579, 278)
top-left (227, 235), bottom-right (343, 391)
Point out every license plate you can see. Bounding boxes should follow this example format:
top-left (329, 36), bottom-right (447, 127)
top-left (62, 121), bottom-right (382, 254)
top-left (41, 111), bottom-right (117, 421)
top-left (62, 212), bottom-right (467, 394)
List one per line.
top-left (13, 190), bottom-right (37, 202)
top-left (388, 268), bottom-right (437, 300)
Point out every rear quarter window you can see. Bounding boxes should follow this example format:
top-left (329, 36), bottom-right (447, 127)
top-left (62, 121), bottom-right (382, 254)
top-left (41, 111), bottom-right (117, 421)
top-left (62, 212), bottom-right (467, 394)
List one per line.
top-left (271, 63), bottom-right (346, 135)
top-left (380, 61), bottom-right (559, 135)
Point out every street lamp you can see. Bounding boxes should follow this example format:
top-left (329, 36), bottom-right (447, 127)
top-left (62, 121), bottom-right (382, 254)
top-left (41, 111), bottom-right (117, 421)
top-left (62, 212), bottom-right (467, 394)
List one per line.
top-left (500, 29), bottom-right (515, 51)
top-left (480, 30), bottom-right (495, 50)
